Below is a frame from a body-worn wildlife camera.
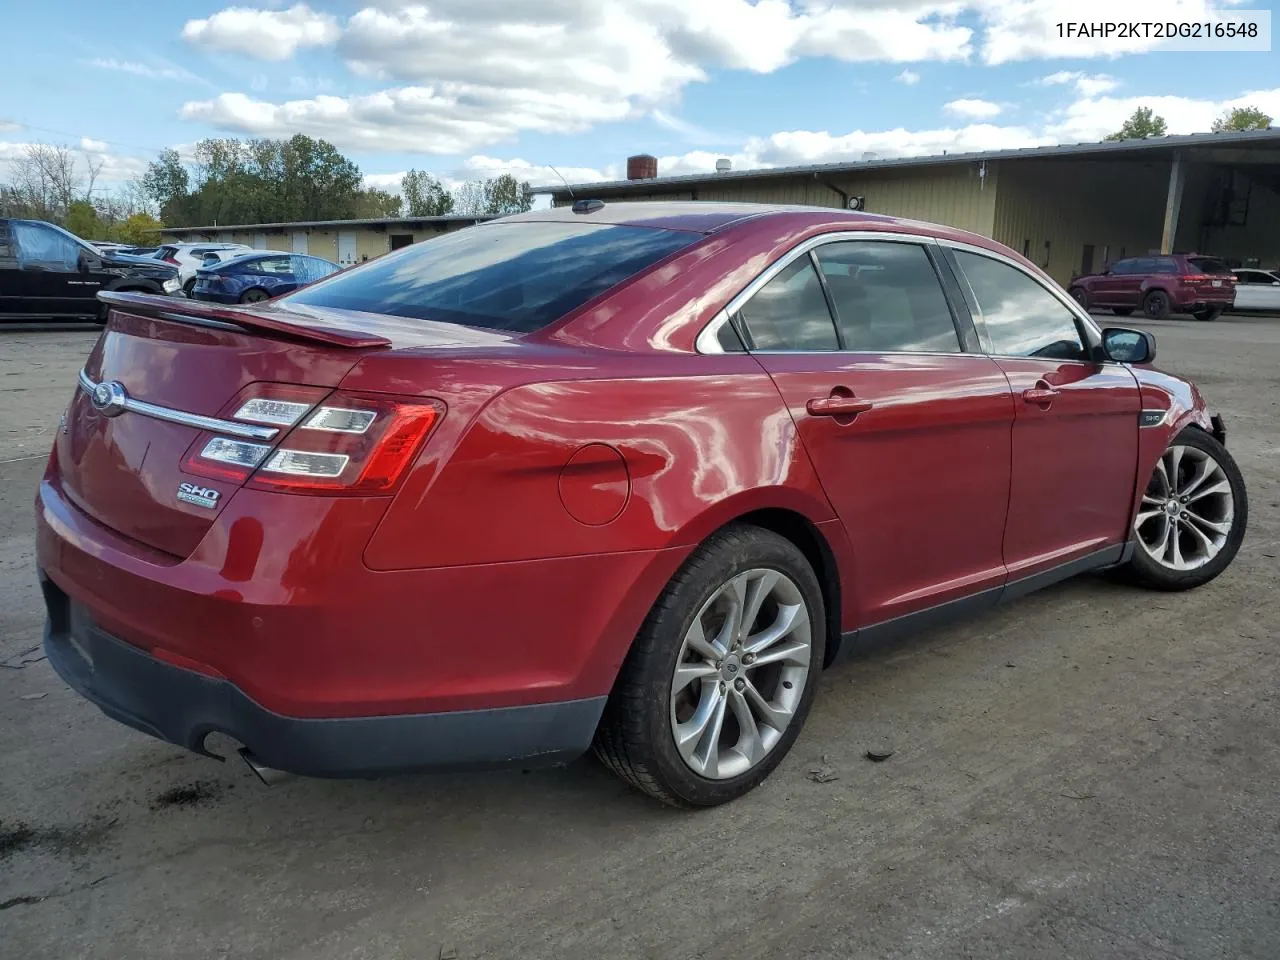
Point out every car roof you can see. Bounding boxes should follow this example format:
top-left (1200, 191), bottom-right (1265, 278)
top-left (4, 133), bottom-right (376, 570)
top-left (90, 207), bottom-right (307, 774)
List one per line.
top-left (499, 201), bottom-right (946, 236)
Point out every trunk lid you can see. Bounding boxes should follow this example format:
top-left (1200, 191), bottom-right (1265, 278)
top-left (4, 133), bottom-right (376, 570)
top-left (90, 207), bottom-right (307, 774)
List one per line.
top-left (56, 295), bottom-right (394, 558)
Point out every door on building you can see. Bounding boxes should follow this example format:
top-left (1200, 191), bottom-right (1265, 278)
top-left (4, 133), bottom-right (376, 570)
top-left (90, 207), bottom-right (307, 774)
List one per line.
top-left (291, 231), bottom-right (308, 255)
top-left (1079, 244), bottom-right (1095, 277)
top-left (337, 231), bottom-right (358, 266)
top-left (948, 247), bottom-right (1140, 583)
top-left (389, 234), bottom-right (414, 251)
top-left (734, 238), bottom-right (1014, 628)
top-left (253, 233), bottom-right (268, 250)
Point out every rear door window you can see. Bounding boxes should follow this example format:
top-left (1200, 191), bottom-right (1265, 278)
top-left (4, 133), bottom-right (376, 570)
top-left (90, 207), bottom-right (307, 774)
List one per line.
top-left (814, 241), bottom-right (959, 353)
top-left (285, 222), bottom-right (700, 333)
top-left (735, 257), bottom-right (839, 351)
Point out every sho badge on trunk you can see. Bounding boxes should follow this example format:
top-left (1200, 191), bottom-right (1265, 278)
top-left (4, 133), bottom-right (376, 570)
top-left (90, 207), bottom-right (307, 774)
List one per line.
top-left (177, 482), bottom-right (221, 510)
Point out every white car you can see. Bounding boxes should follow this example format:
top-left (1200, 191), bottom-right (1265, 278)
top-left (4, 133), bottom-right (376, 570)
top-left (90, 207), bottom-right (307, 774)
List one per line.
top-left (154, 242), bottom-right (255, 295)
top-left (1230, 268), bottom-right (1280, 312)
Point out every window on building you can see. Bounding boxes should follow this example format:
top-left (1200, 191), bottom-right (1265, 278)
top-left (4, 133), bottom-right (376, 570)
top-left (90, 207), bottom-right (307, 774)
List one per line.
top-left (814, 241), bottom-right (960, 353)
top-left (954, 250), bottom-right (1087, 362)
top-left (736, 257), bottom-right (839, 351)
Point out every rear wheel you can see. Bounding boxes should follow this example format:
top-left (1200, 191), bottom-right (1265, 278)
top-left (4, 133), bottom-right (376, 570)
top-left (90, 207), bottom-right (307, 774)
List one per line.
top-left (1070, 287), bottom-right (1089, 310)
top-left (182, 278), bottom-right (197, 298)
top-left (1126, 428), bottom-right (1247, 591)
top-left (1112, 307), bottom-right (1133, 317)
top-left (594, 525), bottom-right (825, 807)
top-left (240, 288), bottom-right (269, 303)
top-left (1143, 290), bottom-right (1171, 319)
top-left (1193, 306), bottom-right (1223, 322)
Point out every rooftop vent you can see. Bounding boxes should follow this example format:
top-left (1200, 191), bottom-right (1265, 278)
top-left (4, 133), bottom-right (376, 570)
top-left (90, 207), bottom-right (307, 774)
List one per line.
top-left (715, 158), bottom-right (732, 173)
top-left (626, 154), bottom-right (658, 180)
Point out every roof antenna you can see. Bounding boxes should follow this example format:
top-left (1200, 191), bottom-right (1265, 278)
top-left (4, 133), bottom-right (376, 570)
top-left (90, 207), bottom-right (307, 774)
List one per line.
top-left (548, 165), bottom-right (575, 201)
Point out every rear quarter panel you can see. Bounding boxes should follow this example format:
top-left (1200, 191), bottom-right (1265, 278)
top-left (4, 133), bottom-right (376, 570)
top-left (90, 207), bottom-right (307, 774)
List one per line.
top-left (359, 351), bottom-right (838, 570)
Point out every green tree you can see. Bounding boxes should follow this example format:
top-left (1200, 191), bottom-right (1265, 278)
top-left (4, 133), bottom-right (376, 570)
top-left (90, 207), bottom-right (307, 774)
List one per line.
top-left (116, 212), bottom-right (164, 246)
top-left (402, 169), bottom-right (454, 216)
top-left (142, 148), bottom-right (191, 224)
top-left (354, 188), bottom-right (403, 218)
top-left (1211, 105), bottom-right (1272, 133)
top-left (64, 200), bottom-right (102, 240)
top-left (1105, 107), bottom-right (1168, 141)
top-left (453, 174), bottom-right (535, 216)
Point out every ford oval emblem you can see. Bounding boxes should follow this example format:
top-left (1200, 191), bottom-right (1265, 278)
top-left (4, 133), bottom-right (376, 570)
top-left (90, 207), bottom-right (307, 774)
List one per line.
top-left (90, 380), bottom-right (128, 418)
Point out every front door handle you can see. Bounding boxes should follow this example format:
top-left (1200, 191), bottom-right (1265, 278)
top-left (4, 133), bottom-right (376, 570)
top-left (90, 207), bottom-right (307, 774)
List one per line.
top-left (806, 395), bottom-right (874, 417)
top-left (1021, 384), bottom-right (1059, 406)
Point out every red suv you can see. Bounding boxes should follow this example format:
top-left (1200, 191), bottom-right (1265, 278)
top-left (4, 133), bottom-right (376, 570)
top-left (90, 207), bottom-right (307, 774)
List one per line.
top-left (37, 203), bottom-right (1248, 807)
top-left (1069, 254), bottom-right (1236, 321)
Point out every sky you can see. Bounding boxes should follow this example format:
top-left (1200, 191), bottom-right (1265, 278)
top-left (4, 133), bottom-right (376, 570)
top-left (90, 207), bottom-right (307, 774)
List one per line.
top-left (2, 0), bottom-right (1278, 205)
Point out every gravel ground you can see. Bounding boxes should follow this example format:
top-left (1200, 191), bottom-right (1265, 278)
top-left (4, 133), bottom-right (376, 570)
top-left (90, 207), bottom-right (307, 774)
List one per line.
top-left (2, 314), bottom-right (1278, 959)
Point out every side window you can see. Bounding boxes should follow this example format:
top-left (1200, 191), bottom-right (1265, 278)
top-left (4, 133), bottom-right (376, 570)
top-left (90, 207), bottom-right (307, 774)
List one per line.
top-left (291, 256), bottom-right (337, 284)
top-left (953, 250), bottom-right (1088, 362)
top-left (257, 256), bottom-right (293, 275)
top-left (736, 257), bottom-right (838, 351)
top-left (1155, 258), bottom-right (1179, 274)
top-left (0, 222), bottom-right (11, 259)
top-left (11, 222), bottom-right (82, 270)
top-left (1110, 259), bottom-right (1134, 275)
top-left (814, 241), bottom-right (959, 353)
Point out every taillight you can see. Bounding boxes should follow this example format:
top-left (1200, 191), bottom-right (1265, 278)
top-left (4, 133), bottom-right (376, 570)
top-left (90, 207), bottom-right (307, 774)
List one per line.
top-left (180, 383), bottom-right (441, 495)
top-left (1182, 273), bottom-right (1210, 282)
top-left (248, 393), bottom-right (440, 494)
top-left (164, 256), bottom-right (180, 266)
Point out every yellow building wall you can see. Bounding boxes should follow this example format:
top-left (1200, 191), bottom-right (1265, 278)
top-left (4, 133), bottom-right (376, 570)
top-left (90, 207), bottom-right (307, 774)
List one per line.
top-left (992, 159), bottom-right (1168, 285)
top-left (159, 223), bottom-right (469, 263)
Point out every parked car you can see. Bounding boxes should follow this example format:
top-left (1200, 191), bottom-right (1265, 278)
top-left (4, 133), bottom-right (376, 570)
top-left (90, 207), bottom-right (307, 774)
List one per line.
top-left (37, 202), bottom-right (1247, 807)
top-left (1068, 253), bottom-right (1236, 321)
top-left (1229, 267), bottom-right (1280, 312)
top-left (189, 252), bottom-right (341, 304)
top-left (154, 242), bottom-right (255, 296)
top-left (0, 218), bottom-right (179, 323)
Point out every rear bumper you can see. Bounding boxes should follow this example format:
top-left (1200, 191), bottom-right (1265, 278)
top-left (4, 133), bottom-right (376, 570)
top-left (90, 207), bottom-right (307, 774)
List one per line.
top-left (41, 574), bottom-right (605, 777)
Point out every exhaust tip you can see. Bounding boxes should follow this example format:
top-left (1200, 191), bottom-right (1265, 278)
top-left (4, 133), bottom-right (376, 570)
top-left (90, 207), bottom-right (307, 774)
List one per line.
top-left (239, 748), bottom-right (293, 786)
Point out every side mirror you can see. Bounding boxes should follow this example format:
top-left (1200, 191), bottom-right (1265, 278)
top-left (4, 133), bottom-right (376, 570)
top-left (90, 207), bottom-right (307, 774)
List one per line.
top-left (79, 251), bottom-right (101, 272)
top-left (1101, 327), bottom-right (1156, 364)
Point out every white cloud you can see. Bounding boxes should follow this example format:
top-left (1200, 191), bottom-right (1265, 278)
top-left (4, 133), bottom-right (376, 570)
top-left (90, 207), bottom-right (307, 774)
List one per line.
top-left (896, 69), bottom-right (921, 85)
top-left (1036, 70), bottom-right (1120, 96)
top-left (1045, 88), bottom-right (1280, 142)
top-left (944, 98), bottom-right (1004, 119)
top-left (79, 138), bottom-right (109, 153)
top-left (182, 3), bottom-right (339, 61)
top-left (87, 58), bottom-right (206, 85)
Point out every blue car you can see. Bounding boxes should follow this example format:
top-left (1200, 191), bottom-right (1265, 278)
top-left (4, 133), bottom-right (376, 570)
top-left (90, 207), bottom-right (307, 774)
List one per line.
top-left (189, 252), bottom-right (341, 304)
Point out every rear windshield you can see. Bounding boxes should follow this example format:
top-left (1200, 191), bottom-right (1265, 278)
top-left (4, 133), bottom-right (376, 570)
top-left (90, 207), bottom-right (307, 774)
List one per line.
top-left (1188, 256), bottom-right (1232, 275)
top-left (283, 221), bottom-right (701, 332)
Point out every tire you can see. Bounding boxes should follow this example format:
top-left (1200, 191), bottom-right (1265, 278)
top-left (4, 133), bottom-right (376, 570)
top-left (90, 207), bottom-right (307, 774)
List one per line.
top-left (1112, 308), bottom-right (1133, 317)
top-left (1070, 287), bottom-right (1089, 310)
top-left (593, 524), bottom-right (826, 807)
top-left (1125, 427), bottom-right (1247, 591)
top-left (1143, 289), bottom-right (1171, 320)
top-left (240, 288), bottom-right (269, 303)
top-left (1193, 307), bottom-right (1223, 322)
top-left (182, 278), bottom-right (197, 298)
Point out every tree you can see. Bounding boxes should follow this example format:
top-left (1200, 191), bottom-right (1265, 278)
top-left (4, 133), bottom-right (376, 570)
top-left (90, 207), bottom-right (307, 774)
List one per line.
top-left (2, 144), bottom-right (101, 223)
top-left (64, 200), bottom-right (102, 240)
top-left (1211, 105), bottom-right (1272, 133)
top-left (453, 174), bottom-right (535, 216)
top-left (1105, 107), bottom-right (1167, 141)
top-left (402, 169), bottom-right (454, 216)
top-left (116, 212), bottom-right (164, 246)
top-left (354, 188), bottom-right (403, 218)
top-left (142, 148), bottom-right (191, 223)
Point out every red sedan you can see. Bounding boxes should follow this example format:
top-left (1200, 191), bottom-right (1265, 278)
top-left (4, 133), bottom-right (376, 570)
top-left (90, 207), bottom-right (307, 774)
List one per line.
top-left (37, 202), bottom-right (1248, 807)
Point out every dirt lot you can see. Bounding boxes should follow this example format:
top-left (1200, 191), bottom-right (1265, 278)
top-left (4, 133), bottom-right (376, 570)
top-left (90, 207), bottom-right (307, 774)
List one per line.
top-left (2, 315), bottom-right (1279, 959)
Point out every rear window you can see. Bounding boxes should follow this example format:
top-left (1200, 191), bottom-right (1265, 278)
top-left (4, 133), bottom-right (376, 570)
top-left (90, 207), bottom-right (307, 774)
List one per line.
top-left (284, 222), bottom-right (701, 333)
top-left (1187, 256), bottom-right (1232, 275)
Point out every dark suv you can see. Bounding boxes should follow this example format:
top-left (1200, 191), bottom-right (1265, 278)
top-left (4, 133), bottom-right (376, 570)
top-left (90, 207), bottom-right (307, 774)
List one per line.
top-left (0, 219), bottom-right (179, 324)
top-left (1069, 254), bottom-right (1236, 322)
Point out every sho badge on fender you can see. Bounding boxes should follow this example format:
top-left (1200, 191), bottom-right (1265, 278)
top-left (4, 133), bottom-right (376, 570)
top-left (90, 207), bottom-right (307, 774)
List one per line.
top-left (177, 482), bottom-right (220, 509)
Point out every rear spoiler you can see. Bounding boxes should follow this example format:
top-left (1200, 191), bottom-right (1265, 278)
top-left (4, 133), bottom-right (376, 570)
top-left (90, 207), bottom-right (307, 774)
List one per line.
top-left (97, 291), bottom-right (392, 350)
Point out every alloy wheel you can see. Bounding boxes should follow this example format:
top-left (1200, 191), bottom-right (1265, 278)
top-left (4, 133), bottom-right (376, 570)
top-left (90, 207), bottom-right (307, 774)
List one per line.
top-left (1134, 444), bottom-right (1235, 571)
top-left (669, 568), bottom-right (812, 780)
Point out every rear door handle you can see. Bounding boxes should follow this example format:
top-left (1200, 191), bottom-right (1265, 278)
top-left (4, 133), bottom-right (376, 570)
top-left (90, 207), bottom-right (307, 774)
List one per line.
top-left (806, 396), bottom-right (874, 417)
top-left (1021, 385), bottom-right (1058, 406)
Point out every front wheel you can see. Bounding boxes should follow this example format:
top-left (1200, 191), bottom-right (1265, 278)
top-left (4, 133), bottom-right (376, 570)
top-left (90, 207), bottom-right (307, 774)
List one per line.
top-left (594, 525), bottom-right (826, 807)
top-left (1070, 287), bottom-right (1089, 310)
top-left (1127, 428), bottom-right (1247, 590)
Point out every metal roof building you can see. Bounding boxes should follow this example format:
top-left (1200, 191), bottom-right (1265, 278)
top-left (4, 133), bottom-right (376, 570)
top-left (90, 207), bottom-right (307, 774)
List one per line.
top-left (158, 214), bottom-right (496, 266)
top-left (536, 129), bottom-right (1280, 284)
